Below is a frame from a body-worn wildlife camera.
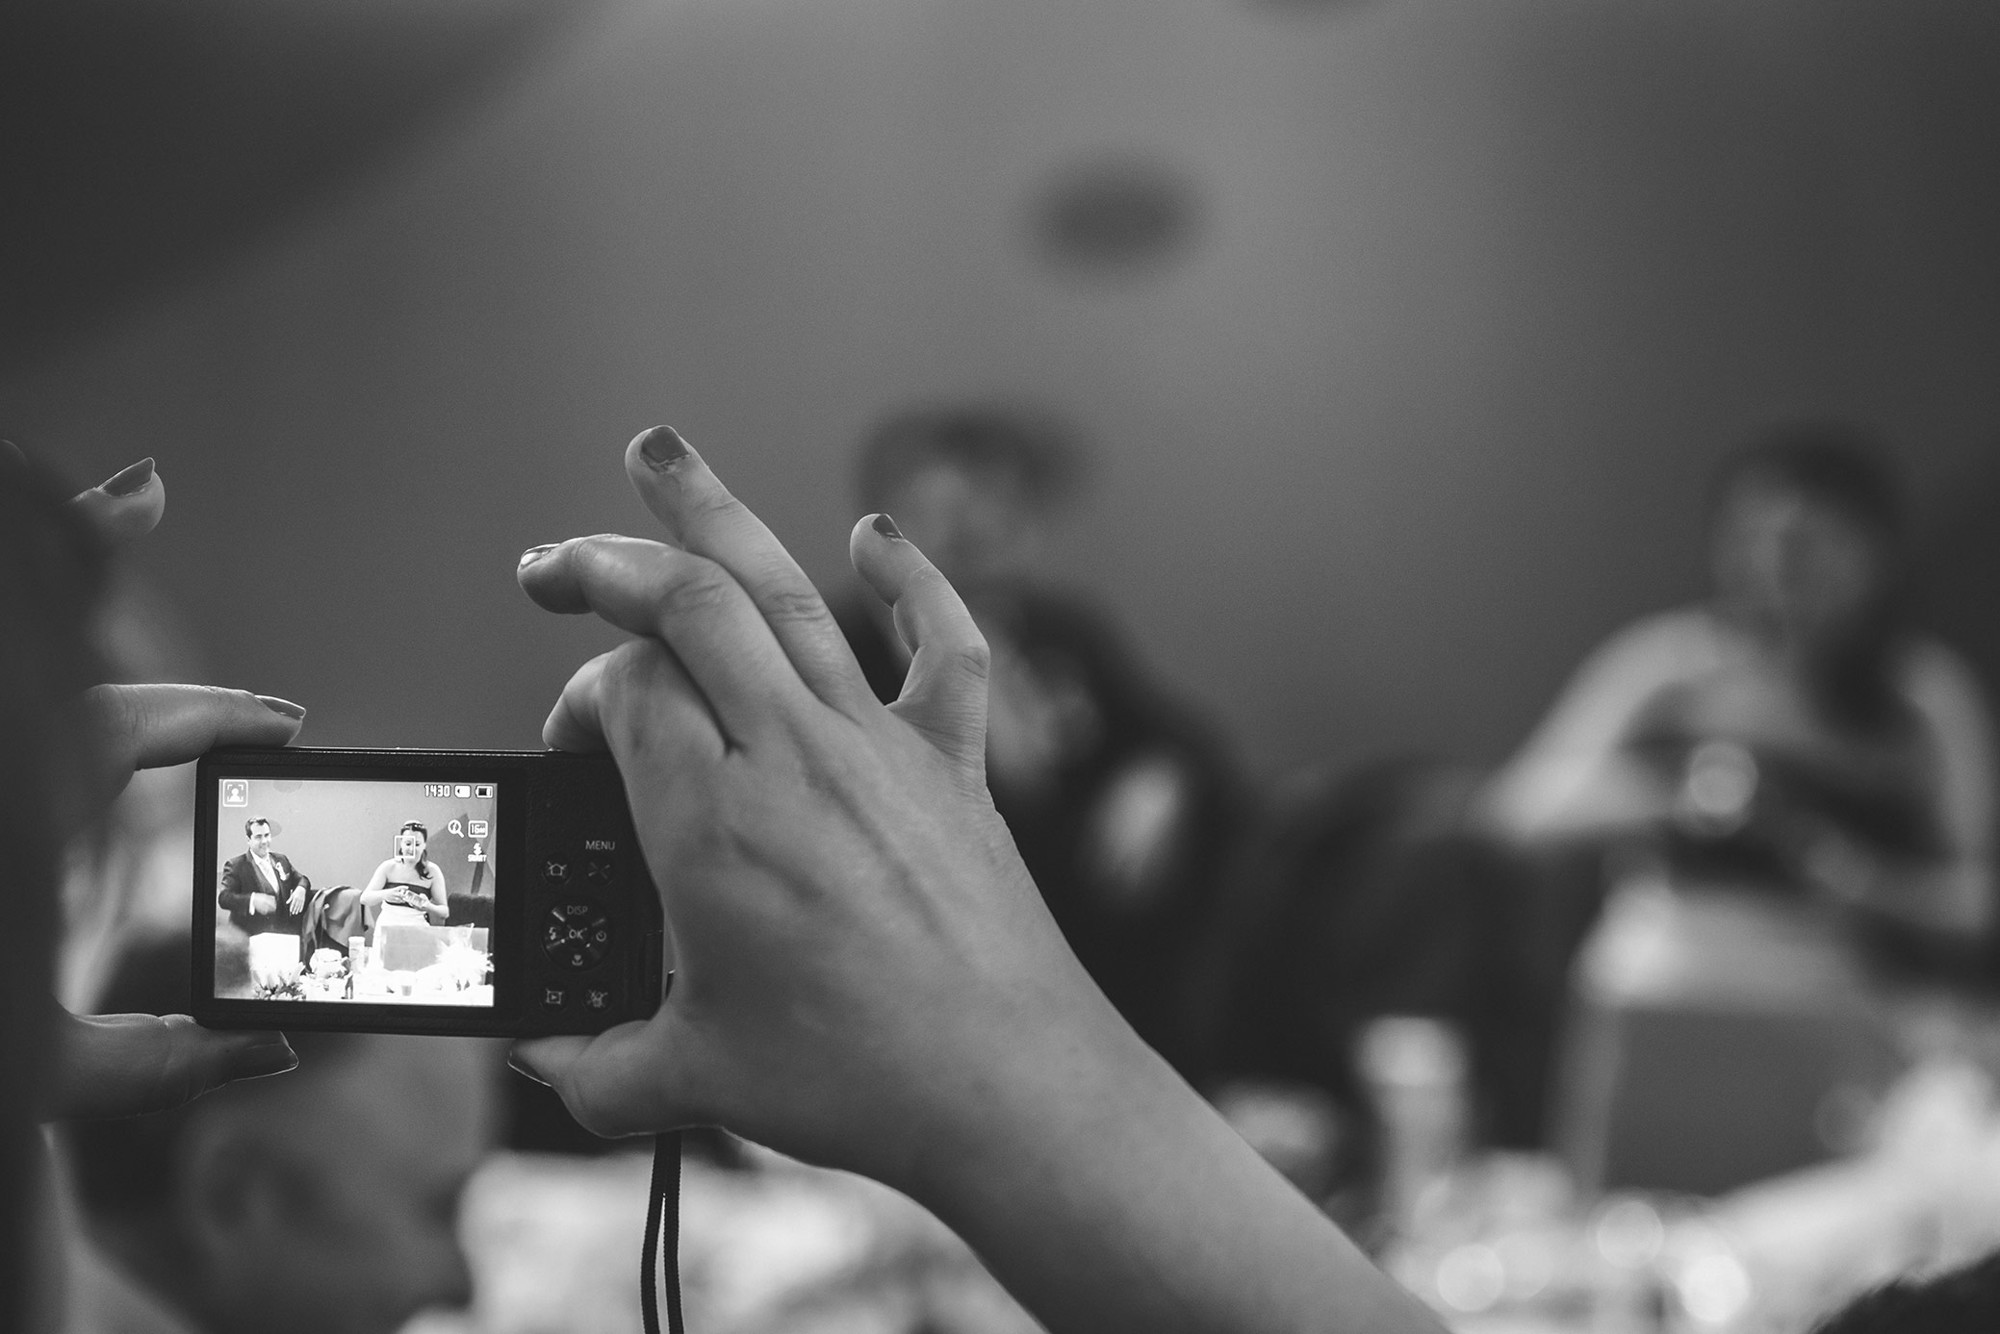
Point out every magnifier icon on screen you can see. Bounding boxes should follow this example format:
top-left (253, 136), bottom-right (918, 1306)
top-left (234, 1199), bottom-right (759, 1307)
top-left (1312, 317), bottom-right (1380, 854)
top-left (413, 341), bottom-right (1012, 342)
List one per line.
top-left (447, 820), bottom-right (464, 836)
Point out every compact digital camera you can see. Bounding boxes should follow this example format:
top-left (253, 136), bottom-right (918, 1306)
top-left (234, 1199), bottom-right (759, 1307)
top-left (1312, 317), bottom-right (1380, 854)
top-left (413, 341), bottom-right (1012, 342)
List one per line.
top-left (193, 748), bottom-right (667, 1037)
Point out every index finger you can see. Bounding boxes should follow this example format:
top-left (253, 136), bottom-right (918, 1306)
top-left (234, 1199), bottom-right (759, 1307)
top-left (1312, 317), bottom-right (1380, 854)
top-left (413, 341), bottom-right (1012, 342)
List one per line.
top-left (625, 427), bottom-right (874, 717)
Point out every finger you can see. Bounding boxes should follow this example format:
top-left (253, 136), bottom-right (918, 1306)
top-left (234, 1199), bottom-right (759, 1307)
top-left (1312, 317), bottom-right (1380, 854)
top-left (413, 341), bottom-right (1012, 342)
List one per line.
top-left (66, 457), bottom-right (166, 546)
top-left (83, 683), bottom-right (306, 797)
top-left (519, 535), bottom-right (807, 739)
top-left (50, 1009), bottom-right (297, 1120)
top-left (508, 1019), bottom-right (688, 1139)
top-left (625, 426), bottom-right (873, 714)
top-left (541, 639), bottom-right (724, 768)
top-left (849, 514), bottom-right (989, 776)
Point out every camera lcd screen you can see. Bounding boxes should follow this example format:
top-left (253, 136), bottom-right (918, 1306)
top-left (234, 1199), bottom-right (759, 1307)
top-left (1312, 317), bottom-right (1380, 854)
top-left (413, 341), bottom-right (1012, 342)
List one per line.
top-left (208, 775), bottom-right (500, 1008)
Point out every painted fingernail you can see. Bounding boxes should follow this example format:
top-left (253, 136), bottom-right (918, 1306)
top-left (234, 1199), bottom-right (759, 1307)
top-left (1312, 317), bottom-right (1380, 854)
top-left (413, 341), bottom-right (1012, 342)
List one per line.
top-left (519, 543), bottom-right (560, 568)
top-left (102, 457), bottom-right (156, 496)
top-left (506, 1051), bottom-right (551, 1087)
top-left (634, 424), bottom-right (690, 470)
top-left (230, 1039), bottom-right (299, 1080)
top-left (872, 513), bottom-right (904, 541)
top-left (255, 694), bottom-right (308, 720)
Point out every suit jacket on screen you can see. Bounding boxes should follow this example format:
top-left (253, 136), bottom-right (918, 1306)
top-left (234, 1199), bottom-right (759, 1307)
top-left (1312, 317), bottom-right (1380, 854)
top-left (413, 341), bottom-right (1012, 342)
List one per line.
top-left (218, 851), bottom-right (308, 936)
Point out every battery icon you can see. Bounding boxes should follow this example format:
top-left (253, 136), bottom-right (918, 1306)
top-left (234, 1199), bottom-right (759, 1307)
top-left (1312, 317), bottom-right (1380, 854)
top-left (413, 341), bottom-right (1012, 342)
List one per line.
top-left (474, 784), bottom-right (494, 799)
top-left (454, 785), bottom-right (472, 799)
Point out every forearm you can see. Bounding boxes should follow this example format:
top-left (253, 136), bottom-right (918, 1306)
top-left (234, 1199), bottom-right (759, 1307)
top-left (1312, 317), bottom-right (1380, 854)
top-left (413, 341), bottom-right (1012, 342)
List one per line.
top-left (904, 991), bottom-right (1442, 1334)
top-left (1823, 853), bottom-right (1993, 941)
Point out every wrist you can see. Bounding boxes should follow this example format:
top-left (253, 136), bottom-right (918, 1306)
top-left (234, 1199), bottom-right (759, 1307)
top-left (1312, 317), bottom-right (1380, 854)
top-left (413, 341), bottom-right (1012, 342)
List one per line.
top-left (895, 975), bottom-right (1158, 1208)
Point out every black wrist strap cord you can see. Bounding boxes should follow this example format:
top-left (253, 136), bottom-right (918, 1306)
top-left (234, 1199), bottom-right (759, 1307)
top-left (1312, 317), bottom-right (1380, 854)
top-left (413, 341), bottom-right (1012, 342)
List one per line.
top-left (641, 1130), bottom-right (686, 1334)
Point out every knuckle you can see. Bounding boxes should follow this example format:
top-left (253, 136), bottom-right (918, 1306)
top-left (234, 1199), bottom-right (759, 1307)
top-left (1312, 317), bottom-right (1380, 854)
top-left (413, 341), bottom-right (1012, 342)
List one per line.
top-left (758, 585), bottom-right (829, 629)
top-left (681, 485), bottom-right (746, 530)
top-left (595, 642), bottom-right (676, 753)
top-left (560, 1080), bottom-right (622, 1138)
top-left (653, 565), bottom-right (737, 620)
top-left (948, 635), bottom-right (991, 682)
top-left (597, 641), bottom-right (662, 703)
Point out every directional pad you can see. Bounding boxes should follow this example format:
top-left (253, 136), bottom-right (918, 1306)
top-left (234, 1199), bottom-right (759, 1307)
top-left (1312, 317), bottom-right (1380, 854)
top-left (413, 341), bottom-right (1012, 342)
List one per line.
top-left (543, 902), bottom-right (611, 970)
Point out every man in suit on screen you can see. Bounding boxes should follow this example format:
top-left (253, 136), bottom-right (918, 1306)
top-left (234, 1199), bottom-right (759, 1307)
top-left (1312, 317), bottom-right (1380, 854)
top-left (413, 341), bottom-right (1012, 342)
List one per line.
top-left (217, 816), bottom-right (311, 940)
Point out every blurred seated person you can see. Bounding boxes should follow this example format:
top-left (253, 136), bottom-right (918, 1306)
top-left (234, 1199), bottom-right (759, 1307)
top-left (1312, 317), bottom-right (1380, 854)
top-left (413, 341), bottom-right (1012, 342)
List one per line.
top-left (831, 406), bottom-right (1240, 1075)
top-left (1484, 425), bottom-right (1998, 969)
top-left (61, 932), bottom-right (499, 1334)
top-left (215, 816), bottom-right (310, 943)
top-left (360, 820), bottom-right (449, 942)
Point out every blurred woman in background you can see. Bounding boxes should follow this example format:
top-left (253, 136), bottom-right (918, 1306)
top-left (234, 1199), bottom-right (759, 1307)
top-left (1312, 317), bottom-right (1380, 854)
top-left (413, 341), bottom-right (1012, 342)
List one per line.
top-left (1486, 424), bottom-right (1996, 955)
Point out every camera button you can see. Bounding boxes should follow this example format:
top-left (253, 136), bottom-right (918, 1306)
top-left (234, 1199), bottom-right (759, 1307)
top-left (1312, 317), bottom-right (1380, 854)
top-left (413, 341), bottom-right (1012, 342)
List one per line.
top-left (540, 985), bottom-right (569, 1011)
top-left (564, 949), bottom-right (590, 970)
top-left (583, 987), bottom-right (613, 1012)
top-left (584, 856), bottom-right (616, 886)
top-left (542, 859), bottom-right (571, 884)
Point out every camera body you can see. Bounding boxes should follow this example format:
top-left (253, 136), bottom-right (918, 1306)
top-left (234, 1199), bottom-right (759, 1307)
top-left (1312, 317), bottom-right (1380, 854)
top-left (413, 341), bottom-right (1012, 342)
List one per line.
top-left (193, 747), bottom-right (666, 1037)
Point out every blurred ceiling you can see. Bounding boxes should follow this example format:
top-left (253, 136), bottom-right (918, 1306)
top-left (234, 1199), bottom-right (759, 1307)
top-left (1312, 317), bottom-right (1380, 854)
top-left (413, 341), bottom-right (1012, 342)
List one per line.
top-left (0, 0), bottom-right (598, 375)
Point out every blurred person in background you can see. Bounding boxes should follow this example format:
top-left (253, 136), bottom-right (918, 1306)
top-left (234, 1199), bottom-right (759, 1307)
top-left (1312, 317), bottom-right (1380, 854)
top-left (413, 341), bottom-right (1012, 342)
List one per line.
top-left (832, 405), bottom-right (1242, 1077)
top-left (1486, 424), bottom-right (1997, 957)
top-left (61, 932), bottom-right (501, 1334)
top-left (1474, 425), bottom-right (1999, 1147)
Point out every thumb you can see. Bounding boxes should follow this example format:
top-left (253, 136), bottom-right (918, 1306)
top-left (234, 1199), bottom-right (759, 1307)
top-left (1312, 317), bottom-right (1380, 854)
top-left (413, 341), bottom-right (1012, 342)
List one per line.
top-left (51, 1010), bottom-right (298, 1121)
top-left (509, 1018), bottom-right (684, 1139)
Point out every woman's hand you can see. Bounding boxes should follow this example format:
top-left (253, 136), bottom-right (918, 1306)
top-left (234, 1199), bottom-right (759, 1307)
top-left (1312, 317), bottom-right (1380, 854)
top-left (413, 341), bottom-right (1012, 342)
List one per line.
top-left (509, 430), bottom-right (1444, 1334)
top-left (508, 426), bottom-right (1104, 1185)
top-left (47, 459), bottom-right (306, 1122)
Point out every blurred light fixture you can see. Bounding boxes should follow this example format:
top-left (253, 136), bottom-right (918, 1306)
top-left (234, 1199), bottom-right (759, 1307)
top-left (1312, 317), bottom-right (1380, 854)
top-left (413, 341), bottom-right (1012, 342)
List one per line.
top-left (1030, 153), bottom-right (1204, 280)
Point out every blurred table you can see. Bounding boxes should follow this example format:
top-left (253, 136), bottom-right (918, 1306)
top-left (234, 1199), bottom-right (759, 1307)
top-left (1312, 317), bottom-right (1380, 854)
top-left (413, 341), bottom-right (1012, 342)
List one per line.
top-left (406, 1149), bottom-right (1042, 1334)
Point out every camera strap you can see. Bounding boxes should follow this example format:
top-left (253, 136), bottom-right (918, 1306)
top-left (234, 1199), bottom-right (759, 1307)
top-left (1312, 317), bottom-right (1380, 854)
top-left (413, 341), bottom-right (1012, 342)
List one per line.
top-left (641, 1130), bottom-right (686, 1334)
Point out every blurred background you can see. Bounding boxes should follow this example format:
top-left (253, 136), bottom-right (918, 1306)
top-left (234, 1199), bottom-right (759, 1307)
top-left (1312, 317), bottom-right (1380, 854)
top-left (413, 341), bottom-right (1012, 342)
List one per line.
top-left (7, 0), bottom-right (1998, 771)
top-left (12, 1), bottom-right (2000, 1332)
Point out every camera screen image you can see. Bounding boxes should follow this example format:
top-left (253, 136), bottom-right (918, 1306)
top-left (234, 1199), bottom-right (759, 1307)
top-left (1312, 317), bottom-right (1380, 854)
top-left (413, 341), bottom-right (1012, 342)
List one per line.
top-left (210, 776), bottom-right (500, 1008)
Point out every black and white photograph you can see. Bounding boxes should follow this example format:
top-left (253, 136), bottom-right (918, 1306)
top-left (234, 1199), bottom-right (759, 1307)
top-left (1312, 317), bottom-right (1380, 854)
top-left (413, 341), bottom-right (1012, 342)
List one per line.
top-left (9, 2), bottom-right (2000, 1333)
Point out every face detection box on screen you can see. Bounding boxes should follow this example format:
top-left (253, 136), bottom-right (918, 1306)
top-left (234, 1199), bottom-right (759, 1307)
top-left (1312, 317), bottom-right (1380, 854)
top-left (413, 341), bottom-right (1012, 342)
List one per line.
top-left (193, 748), bottom-right (666, 1037)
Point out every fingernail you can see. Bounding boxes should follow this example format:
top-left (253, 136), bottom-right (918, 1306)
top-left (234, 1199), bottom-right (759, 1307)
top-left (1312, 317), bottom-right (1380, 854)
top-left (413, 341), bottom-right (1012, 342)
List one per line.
top-left (872, 513), bottom-right (904, 541)
top-left (231, 1039), bottom-right (299, 1080)
top-left (102, 457), bottom-right (156, 497)
top-left (633, 425), bottom-right (690, 470)
top-left (255, 694), bottom-right (308, 720)
top-left (506, 1051), bottom-right (551, 1087)
top-left (519, 543), bottom-right (560, 568)
top-left (0, 440), bottom-right (24, 468)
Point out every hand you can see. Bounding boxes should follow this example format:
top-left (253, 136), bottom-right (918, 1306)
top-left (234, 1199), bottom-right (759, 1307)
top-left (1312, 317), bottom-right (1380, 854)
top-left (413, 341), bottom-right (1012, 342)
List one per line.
top-left (50, 1006), bottom-right (298, 1120)
top-left (250, 891), bottom-right (278, 915)
top-left (507, 430), bottom-right (1444, 1334)
top-left (45, 458), bottom-right (308, 1122)
top-left (508, 427), bottom-right (1103, 1185)
top-left (288, 887), bottom-right (307, 915)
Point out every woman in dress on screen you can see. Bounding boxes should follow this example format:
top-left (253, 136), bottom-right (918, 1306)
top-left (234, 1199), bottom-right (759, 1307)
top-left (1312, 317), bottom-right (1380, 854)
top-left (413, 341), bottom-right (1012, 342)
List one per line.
top-left (360, 821), bottom-right (450, 942)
